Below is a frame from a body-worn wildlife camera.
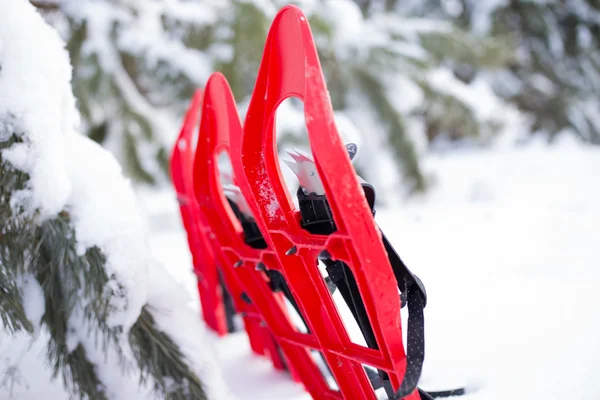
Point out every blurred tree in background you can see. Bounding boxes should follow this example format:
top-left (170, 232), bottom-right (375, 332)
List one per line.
top-left (391, 0), bottom-right (600, 145)
top-left (32, 0), bottom-right (598, 196)
top-left (489, 1), bottom-right (600, 144)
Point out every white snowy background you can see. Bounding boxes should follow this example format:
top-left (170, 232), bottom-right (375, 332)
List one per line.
top-left (2, 0), bottom-right (600, 399)
top-left (6, 135), bottom-right (600, 400)
top-left (138, 133), bottom-right (600, 400)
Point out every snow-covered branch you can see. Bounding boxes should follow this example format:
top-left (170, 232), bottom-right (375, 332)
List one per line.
top-left (0, 2), bottom-right (236, 399)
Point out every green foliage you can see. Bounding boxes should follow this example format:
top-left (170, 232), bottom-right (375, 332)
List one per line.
top-left (215, 2), bottom-right (270, 101)
top-left (0, 135), bottom-right (35, 335)
top-left (303, 10), bottom-right (513, 192)
top-left (36, 0), bottom-right (516, 194)
top-left (488, 0), bottom-right (600, 143)
top-left (400, 0), bottom-right (600, 144)
top-left (419, 29), bottom-right (515, 69)
top-left (353, 66), bottom-right (425, 192)
top-left (0, 133), bottom-right (206, 400)
top-left (129, 308), bottom-right (206, 400)
top-left (61, 10), bottom-right (191, 185)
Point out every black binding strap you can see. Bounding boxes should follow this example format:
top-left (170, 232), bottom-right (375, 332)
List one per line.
top-left (296, 186), bottom-right (427, 399)
top-left (227, 187), bottom-right (461, 399)
top-left (217, 269), bottom-right (237, 333)
top-left (420, 387), bottom-right (467, 399)
top-left (390, 282), bottom-right (425, 398)
top-left (227, 198), bottom-right (268, 250)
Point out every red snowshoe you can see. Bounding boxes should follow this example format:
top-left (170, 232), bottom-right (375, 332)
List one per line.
top-left (226, 6), bottom-right (422, 399)
top-left (172, 4), bottom-right (466, 399)
top-left (170, 89), bottom-right (235, 336)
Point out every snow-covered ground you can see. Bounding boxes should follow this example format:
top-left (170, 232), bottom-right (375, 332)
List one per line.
top-left (141, 134), bottom-right (600, 400)
top-left (3, 134), bottom-right (597, 400)
top-left (3, 2), bottom-right (598, 399)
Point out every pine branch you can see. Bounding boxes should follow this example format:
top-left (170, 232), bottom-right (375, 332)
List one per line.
top-left (0, 135), bottom-right (36, 335)
top-left (130, 308), bottom-right (207, 400)
top-left (353, 66), bottom-right (427, 193)
top-left (1, 134), bottom-right (112, 398)
top-left (216, 2), bottom-right (270, 101)
top-left (1, 132), bottom-right (207, 399)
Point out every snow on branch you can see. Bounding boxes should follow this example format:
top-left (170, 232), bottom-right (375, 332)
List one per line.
top-left (0, 1), bottom-right (235, 399)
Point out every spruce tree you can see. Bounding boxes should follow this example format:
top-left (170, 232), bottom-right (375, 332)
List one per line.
top-left (488, 0), bottom-right (600, 144)
top-left (1, 2), bottom-right (231, 399)
top-left (34, 0), bottom-right (514, 195)
top-left (396, 0), bottom-right (600, 145)
top-left (303, 2), bottom-right (513, 192)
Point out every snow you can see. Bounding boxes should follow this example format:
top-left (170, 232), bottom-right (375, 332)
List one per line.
top-left (468, 0), bottom-right (508, 36)
top-left (15, 273), bottom-right (45, 334)
top-left (402, 139), bottom-right (600, 400)
top-left (56, 0), bottom-right (225, 177)
top-left (71, 1), bottom-right (180, 158)
top-left (140, 134), bottom-right (600, 400)
top-left (258, 173), bottom-right (281, 221)
top-left (0, 2), bottom-right (236, 399)
top-left (66, 134), bottom-right (151, 328)
top-left (426, 68), bottom-right (528, 148)
top-left (0, 330), bottom-right (73, 399)
top-left (0, 0), bottom-right (73, 218)
top-left (3, 1), bottom-right (600, 399)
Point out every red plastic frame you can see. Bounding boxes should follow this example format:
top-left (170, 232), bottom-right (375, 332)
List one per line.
top-left (170, 89), bottom-right (230, 336)
top-left (171, 87), bottom-right (284, 370)
top-left (192, 73), bottom-right (315, 377)
top-left (230, 5), bottom-right (421, 400)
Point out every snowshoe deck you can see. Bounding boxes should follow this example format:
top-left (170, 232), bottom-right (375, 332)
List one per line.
top-left (230, 6), bottom-right (421, 399)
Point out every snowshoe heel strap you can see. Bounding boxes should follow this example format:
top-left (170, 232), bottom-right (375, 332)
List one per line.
top-left (387, 282), bottom-right (426, 399)
top-left (296, 188), bottom-right (427, 399)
